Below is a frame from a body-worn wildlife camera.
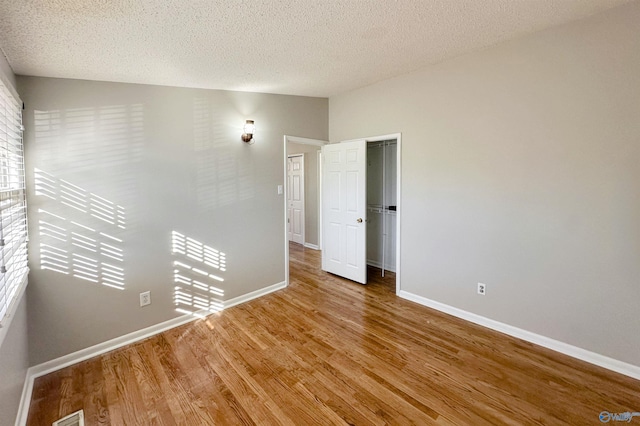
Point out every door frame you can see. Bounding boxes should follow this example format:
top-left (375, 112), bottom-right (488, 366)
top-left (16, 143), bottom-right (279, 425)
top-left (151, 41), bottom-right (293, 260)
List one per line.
top-left (283, 135), bottom-right (328, 287)
top-left (340, 133), bottom-right (402, 294)
top-left (287, 153), bottom-right (305, 245)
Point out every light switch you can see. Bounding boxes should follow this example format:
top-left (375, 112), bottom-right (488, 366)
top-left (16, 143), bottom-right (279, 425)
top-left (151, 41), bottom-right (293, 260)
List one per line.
top-left (277, 185), bottom-right (283, 195)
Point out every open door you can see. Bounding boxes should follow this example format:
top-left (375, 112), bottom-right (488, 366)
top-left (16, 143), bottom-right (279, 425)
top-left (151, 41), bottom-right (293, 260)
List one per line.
top-left (321, 140), bottom-right (367, 284)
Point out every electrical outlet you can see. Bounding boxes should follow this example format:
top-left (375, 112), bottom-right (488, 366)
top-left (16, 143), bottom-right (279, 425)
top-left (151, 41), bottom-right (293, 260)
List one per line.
top-left (477, 283), bottom-right (486, 296)
top-left (140, 291), bottom-right (151, 307)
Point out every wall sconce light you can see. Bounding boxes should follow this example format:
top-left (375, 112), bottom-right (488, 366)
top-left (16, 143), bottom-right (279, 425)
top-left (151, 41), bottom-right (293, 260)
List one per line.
top-left (241, 120), bottom-right (255, 143)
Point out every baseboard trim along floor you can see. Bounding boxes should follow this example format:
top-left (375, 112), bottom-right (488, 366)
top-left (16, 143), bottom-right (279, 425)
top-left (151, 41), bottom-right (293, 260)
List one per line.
top-left (397, 290), bottom-right (640, 381)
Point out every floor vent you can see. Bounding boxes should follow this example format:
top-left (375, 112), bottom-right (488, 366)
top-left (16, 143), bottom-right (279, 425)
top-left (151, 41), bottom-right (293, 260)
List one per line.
top-left (52, 410), bottom-right (84, 426)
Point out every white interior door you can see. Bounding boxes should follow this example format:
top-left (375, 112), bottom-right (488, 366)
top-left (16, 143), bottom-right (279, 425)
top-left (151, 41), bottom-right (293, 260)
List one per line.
top-left (287, 155), bottom-right (304, 245)
top-left (321, 140), bottom-right (367, 284)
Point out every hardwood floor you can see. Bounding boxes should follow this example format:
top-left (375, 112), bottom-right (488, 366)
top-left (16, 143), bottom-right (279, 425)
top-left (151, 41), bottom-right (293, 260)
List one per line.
top-left (28, 242), bottom-right (639, 425)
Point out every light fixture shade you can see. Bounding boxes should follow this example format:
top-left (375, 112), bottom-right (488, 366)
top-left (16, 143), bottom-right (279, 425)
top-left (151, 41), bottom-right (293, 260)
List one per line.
top-left (242, 119), bottom-right (255, 143)
top-left (243, 120), bottom-right (255, 135)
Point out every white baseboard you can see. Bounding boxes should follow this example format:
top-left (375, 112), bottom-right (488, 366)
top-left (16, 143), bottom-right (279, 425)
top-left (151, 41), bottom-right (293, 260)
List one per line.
top-left (223, 281), bottom-right (286, 309)
top-left (30, 315), bottom-right (202, 379)
top-left (398, 290), bottom-right (640, 381)
top-left (366, 259), bottom-right (396, 273)
top-left (303, 243), bottom-right (319, 250)
top-left (15, 280), bottom-right (287, 426)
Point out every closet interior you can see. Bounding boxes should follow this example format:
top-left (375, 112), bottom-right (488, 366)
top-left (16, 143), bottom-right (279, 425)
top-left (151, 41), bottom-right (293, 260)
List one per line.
top-left (366, 139), bottom-right (397, 276)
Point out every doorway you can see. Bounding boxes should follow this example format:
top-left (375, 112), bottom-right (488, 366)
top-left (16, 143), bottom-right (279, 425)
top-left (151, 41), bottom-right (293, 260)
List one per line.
top-left (320, 133), bottom-right (402, 293)
top-left (366, 139), bottom-right (397, 277)
top-left (283, 136), bottom-right (327, 286)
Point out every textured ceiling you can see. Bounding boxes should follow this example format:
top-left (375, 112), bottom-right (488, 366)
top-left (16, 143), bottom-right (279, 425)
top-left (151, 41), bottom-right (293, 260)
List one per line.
top-left (0, 0), bottom-right (633, 97)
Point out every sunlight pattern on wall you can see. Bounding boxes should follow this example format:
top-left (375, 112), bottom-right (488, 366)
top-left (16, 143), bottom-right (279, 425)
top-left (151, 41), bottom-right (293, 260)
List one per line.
top-left (34, 105), bottom-right (144, 172)
top-left (171, 231), bottom-right (226, 316)
top-left (35, 168), bottom-right (126, 229)
top-left (33, 104), bottom-right (144, 225)
top-left (192, 97), bottom-right (254, 210)
top-left (35, 169), bottom-right (126, 289)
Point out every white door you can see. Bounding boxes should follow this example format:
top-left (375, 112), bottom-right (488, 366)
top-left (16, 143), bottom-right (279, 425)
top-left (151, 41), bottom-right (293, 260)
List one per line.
top-left (287, 155), bottom-right (304, 245)
top-left (321, 140), bottom-right (367, 284)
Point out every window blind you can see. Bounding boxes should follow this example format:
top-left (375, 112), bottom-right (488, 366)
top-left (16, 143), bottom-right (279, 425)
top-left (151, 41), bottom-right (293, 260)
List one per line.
top-left (0, 79), bottom-right (28, 327)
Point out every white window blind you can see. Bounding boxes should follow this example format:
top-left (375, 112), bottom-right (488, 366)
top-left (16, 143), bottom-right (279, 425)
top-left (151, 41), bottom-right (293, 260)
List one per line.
top-left (0, 79), bottom-right (28, 327)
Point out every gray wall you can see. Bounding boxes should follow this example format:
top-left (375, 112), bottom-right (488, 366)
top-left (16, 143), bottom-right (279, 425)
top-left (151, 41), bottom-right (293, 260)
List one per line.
top-left (20, 76), bottom-right (328, 364)
top-left (0, 54), bottom-right (29, 426)
top-left (330, 2), bottom-right (640, 366)
top-left (0, 296), bottom-right (29, 426)
top-left (287, 142), bottom-right (321, 246)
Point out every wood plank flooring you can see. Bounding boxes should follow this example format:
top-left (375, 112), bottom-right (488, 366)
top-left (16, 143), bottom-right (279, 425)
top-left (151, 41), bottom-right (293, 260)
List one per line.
top-left (27, 242), bottom-right (639, 425)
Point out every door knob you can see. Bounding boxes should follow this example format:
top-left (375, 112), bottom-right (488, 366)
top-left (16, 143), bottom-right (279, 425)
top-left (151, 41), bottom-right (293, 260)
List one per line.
top-left (357, 218), bottom-right (363, 223)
